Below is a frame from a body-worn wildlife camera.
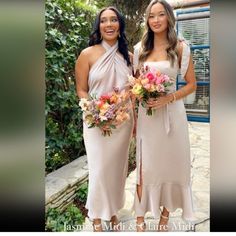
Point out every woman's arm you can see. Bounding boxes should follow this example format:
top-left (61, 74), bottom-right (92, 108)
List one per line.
top-left (172, 41), bottom-right (197, 101)
top-left (75, 49), bottom-right (90, 99)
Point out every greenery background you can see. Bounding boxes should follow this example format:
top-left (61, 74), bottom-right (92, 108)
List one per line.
top-left (45, 0), bottom-right (150, 173)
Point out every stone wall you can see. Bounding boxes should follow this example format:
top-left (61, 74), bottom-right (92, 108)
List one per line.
top-left (45, 155), bottom-right (88, 212)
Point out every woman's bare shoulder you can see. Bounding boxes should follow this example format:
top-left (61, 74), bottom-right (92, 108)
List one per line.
top-left (77, 44), bottom-right (105, 68)
top-left (80, 45), bottom-right (101, 57)
top-left (77, 45), bottom-right (104, 64)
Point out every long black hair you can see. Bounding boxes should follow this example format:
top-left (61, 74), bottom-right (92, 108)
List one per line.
top-left (89, 6), bottom-right (131, 66)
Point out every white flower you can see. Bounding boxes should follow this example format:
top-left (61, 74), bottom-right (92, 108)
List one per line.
top-left (128, 75), bottom-right (135, 84)
top-left (79, 98), bottom-right (89, 111)
top-left (99, 115), bottom-right (108, 121)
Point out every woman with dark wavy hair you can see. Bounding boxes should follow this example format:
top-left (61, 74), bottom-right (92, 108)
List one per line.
top-left (133, 0), bottom-right (197, 232)
top-left (75, 6), bottom-right (134, 232)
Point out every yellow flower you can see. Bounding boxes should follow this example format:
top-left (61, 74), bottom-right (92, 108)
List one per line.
top-left (116, 113), bottom-right (130, 123)
top-left (132, 84), bottom-right (143, 95)
top-left (99, 103), bottom-right (110, 115)
top-left (150, 84), bottom-right (156, 92)
top-left (84, 114), bottom-right (94, 125)
top-left (110, 94), bottom-right (118, 103)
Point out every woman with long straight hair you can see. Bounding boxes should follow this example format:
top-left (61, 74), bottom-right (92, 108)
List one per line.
top-left (75, 6), bottom-right (134, 232)
top-left (133, 0), bottom-right (197, 232)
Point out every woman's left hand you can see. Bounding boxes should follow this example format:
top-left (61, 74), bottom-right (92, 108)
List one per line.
top-left (146, 95), bottom-right (172, 109)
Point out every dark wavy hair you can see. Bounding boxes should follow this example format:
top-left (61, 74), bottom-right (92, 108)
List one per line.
top-left (89, 6), bottom-right (131, 66)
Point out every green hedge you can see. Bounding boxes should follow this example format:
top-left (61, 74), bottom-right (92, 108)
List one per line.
top-left (45, 204), bottom-right (84, 231)
top-left (45, 0), bottom-right (96, 173)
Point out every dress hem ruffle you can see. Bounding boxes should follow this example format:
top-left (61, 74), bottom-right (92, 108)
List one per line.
top-left (132, 182), bottom-right (197, 222)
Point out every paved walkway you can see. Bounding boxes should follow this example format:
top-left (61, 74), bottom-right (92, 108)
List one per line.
top-left (82, 122), bottom-right (210, 232)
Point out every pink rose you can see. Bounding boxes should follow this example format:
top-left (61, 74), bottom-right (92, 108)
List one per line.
top-left (155, 77), bottom-right (162, 85)
top-left (96, 100), bottom-right (104, 108)
top-left (146, 72), bottom-right (155, 82)
top-left (155, 74), bottom-right (167, 84)
top-left (144, 84), bottom-right (151, 90)
top-left (157, 84), bottom-right (165, 92)
top-left (163, 74), bottom-right (170, 83)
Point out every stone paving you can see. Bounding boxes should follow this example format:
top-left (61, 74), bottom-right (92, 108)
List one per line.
top-left (82, 121), bottom-right (210, 232)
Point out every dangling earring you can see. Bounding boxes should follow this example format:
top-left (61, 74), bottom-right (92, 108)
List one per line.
top-left (118, 32), bottom-right (121, 38)
top-left (100, 34), bottom-right (103, 40)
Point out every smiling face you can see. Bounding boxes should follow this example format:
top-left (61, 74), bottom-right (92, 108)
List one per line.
top-left (148, 2), bottom-right (168, 34)
top-left (99, 9), bottom-right (120, 43)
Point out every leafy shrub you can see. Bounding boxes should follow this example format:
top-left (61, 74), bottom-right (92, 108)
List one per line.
top-left (128, 137), bottom-right (136, 175)
top-left (45, 0), bottom-right (96, 173)
top-left (75, 181), bottom-right (88, 204)
top-left (45, 204), bottom-right (84, 232)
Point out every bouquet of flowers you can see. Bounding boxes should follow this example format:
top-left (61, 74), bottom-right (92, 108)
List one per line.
top-left (128, 65), bottom-right (174, 115)
top-left (79, 88), bottom-right (131, 136)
